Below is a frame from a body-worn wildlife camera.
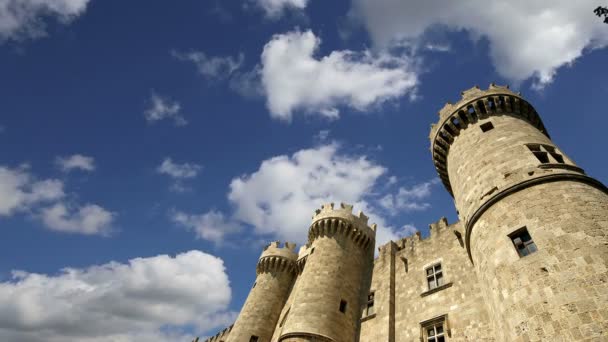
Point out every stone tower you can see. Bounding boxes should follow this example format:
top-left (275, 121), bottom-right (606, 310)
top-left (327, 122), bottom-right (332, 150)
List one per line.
top-left (227, 241), bottom-right (298, 342)
top-left (279, 203), bottom-right (376, 342)
top-left (430, 84), bottom-right (608, 341)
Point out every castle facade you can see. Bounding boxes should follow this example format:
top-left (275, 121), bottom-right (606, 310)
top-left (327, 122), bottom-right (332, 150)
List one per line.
top-left (202, 85), bottom-right (608, 342)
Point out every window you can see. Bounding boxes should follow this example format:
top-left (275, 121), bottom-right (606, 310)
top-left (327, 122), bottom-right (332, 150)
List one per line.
top-left (249, 336), bottom-right (259, 342)
top-left (363, 292), bottom-right (375, 316)
top-left (426, 263), bottom-right (444, 290)
top-left (426, 322), bottom-right (446, 342)
top-left (252, 282), bottom-right (256, 289)
top-left (310, 247), bottom-right (315, 255)
top-left (480, 121), bottom-right (494, 132)
top-left (509, 227), bottom-right (537, 257)
top-left (526, 144), bottom-right (565, 164)
top-left (339, 300), bottom-right (347, 313)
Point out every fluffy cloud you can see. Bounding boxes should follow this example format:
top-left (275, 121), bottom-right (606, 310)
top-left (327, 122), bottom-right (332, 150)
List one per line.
top-left (0, 251), bottom-right (235, 342)
top-left (171, 210), bottom-right (242, 245)
top-left (0, 166), bottom-right (64, 216)
top-left (0, 0), bottom-right (90, 41)
top-left (157, 158), bottom-right (201, 179)
top-left (40, 202), bottom-right (115, 235)
top-left (0, 164), bottom-right (114, 235)
top-left (55, 154), bottom-right (95, 172)
top-left (351, 0), bottom-right (608, 88)
top-left (260, 30), bottom-right (418, 120)
top-left (172, 50), bottom-right (244, 80)
top-left (253, 0), bottom-right (308, 18)
top-left (144, 92), bottom-right (187, 126)
top-left (379, 178), bottom-right (440, 214)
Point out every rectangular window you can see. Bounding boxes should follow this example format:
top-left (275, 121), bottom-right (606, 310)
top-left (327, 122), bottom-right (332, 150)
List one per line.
top-left (426, 322), bottom-right (446, 342)
top-left (480, 121), bottom-right (494, 132)
top-left (526, 144), bottom-right (565, 164)
top-left (509, 227), bottom-right (538, 257)
top-left (364, 292), bottom-right (375, 316)
top-left (339, 299), bottom-right (347, 313)
top-left (426, 263), bottom-right (444, 290)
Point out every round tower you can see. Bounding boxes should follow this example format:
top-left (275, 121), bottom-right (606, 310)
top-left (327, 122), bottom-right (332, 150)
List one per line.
top-left (430, 84), bottom-right (608, 341)
top-left (279, 203), bottom-right (376, 342)
top-left (227, 241), bottom-right (298, 342)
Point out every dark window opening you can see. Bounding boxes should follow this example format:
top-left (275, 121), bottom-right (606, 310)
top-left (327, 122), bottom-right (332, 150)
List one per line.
top-left (250, 336), bottom-right (259, 342)
top-left (443, 124), bottom-right (455, 136)
top-left (480, 122), bottom-right (494, 132)
top-left (364, 292), bottom-right (375, 316)
top-left (310, 247), bottom-right (315, 255)
top-left (498, 96), bottom-right (506, 110)
top-left (487, 99), bottom-right (496, 112)
top-left (533, 151), bottom-right (550, 163)
top-left (509, 227), bottom-right (538, 257)
top-left (550, 153), bottom-right (565, 164)
top-left (252, 282), bottom-right (256, 288)
top-left (425, 321), bottom-right (446, 342)
top-left (467, 105), bottom-right (475, 114)
top-left (339, 300), bottom-right (347, 313)
top-left (426, 264), bottom-right (444, 290)
top-left (526, 144), bottom-right (565, 164)
top-left (450, 117), bottom-right (461, 129)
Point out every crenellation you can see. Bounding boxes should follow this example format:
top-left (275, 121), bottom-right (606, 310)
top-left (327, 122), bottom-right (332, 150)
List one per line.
top-left (205, 84), bottom-right (608, 342)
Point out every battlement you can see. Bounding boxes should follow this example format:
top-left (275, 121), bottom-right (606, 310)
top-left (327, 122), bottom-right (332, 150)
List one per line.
top-left (198, 324), bottom-right (233, 342)
top-left (429, 83), bottom-right (549, 196)
top-left (308, 203), bottom-right (376, 250)
top-left (378, 217), bottom-right (463, 258)
top-left (257, 241), bottom-right (298, 274)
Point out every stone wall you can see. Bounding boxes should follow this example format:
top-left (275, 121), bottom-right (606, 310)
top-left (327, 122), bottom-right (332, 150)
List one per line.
top-left (360, 218), bottom-right (495, 342)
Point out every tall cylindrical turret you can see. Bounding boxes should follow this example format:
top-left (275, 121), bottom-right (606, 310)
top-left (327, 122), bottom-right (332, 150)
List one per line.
top-left (430, 84), bottom-right (608, 341)
top-left (227, 241), bottom-right (298, 342)
top-left (279, 203), bottom-right (376, 342)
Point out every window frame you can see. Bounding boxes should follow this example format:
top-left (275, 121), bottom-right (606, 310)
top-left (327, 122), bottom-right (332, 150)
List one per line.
top-left (420, 314), bottom-right (449, 342)
top-left (509, 227), bottom-right (538, 257)
top-left (426, 263), bottom-right (444, 290)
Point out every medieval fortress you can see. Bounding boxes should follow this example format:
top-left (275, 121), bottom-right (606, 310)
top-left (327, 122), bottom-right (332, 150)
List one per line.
top-left (200, 84), bottom-right (608, 342)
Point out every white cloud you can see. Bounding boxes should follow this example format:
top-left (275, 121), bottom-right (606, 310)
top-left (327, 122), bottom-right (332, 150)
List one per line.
top-left (40, 202), bottom-right (115, 235)
top-left (260, 30), bottom-right (418, 120)
top-left (171, 210), bottom-right (242, 245)
top-left (157, 158), bottom-right (201, 179)
top-left (144, 92), bottom-right (187, 126)
top-left (0, 0), bottom-right (90, 41)
top-left (379, 178), bottom-right (440, 215)
top-left (55, 154), bottom-right (95, 172)
top-left (252, 0), bottom-right (309, 18)
top-left (172, 50), bottom-right (244, 80)
top-left (0, 251), bottom-right (235, 342)
top-left (399, 223), bottom-right (418, 237)
top-left (227, 144), bottom-right (387, 242)
top-left (351, 0), bottom-right (608, 88)
top-left (0, 166), bottom-right (64, 216)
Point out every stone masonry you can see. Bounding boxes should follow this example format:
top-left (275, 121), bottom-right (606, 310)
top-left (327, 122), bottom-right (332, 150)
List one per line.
top-left (199, 84), bottom-right (608, 342)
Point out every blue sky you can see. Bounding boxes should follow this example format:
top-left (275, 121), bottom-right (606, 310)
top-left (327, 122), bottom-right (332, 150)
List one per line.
top-left (0, 0), bottom-right (607, 340)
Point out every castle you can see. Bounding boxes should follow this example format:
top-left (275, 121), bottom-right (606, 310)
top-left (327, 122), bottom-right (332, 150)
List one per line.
top-left (199, 84), bottom-right (608, 342)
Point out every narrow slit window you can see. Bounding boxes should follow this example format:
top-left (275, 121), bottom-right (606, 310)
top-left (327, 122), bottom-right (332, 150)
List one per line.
top-left (310, 247), bottom-right (315, 255)
top-left (480, 122), bottom-right (494, 132)
top-left (509, 227), bottom-right (538, 257)
top-left (279, 308), bottom-right (290, 327)
top-left (339, 300), bottom-right (347, 313)
top-left (249, 336), bottom-right (259, 342)
top-left (364, 292), bottom-right (375, 316)
top-left (252, 282), bottom-right (256, 288)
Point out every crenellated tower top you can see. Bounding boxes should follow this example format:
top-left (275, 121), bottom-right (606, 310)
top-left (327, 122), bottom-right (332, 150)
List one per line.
top-left (256, 241), bottom-right (298, 275)
top-left (308, 203), bottom-right (376, 251)
top-left (429, 83), bottom-right (550, 196)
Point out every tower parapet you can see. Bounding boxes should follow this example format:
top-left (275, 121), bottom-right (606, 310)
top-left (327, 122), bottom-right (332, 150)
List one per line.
top-left (227, 241), bottom-right (297, 342)
top-left (279, 203), bottom-right (376, 342)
